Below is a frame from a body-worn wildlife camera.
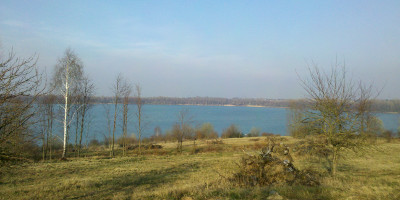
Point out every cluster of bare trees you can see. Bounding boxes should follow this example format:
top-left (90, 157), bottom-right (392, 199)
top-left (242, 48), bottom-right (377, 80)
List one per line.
top-left (0, 46), bottom-right (149, 161)
top-left (0, 49), bottom-right (46, 162)
top-left (50, 49), bottom-right (95, 159)
top-left (40, 49), bottom-right (147, 160)
top-left (108, 74), bottom-right (145, 157)
top-left (37, 95), bottom-right (56, 161)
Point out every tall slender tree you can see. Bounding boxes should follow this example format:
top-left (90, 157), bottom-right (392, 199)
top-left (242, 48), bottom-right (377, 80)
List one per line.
top-left (111, 74), bottom-right (123, 157)
top-left (134, 84), bottom-right (144, 155)
top-left (53, 49), bottom-right (83, 159)
top-left (121, 80), bottom-right (132, 156)
top-left (77, 76), bottom-right (94, 157)
top-left (38, 94), bottom-right (56, 161)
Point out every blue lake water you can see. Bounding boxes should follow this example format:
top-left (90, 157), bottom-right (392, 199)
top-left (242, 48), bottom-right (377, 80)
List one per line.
top-left (56, 104), bottom-right (400, 141)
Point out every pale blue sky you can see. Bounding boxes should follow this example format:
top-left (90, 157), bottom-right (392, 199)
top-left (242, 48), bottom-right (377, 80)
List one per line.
top-left (0, 0), bottom-right (399, 98)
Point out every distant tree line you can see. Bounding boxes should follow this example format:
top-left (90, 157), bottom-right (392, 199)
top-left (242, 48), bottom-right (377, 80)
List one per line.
top-left (371, 99), bottom-right (400, 113)
top-left (71, 96), bottom-right (400, 113)
top-left (91, 96), bottom-right (293, 107)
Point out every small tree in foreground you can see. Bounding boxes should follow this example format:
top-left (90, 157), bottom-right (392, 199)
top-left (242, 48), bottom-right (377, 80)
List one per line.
top-left (175, 109), bottom-right (193, 153)
top-left (299, 63), bottom-right (376, 176)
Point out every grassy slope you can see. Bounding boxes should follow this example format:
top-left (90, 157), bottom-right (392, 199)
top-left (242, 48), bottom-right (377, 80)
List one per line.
top-left (1, 137), bottom-right (400, 200)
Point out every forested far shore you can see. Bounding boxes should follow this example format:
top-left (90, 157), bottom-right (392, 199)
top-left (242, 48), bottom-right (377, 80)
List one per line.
top-left (32, 95), bottom-right (400, 113)
top-left (92, 96), bottom-right (292, 107)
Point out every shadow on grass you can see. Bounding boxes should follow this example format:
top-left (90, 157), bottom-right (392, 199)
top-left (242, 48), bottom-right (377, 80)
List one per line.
top-left (197, 185), bottom-right (334, 200)
top-left (1, 157), bottom-right (148, 187)
top-left (69, 162), bottom-right (200, 199)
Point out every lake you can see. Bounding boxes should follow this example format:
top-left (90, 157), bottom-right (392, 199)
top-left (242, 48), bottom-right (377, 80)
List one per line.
top-left (58, 104), bottom-right (400, 141)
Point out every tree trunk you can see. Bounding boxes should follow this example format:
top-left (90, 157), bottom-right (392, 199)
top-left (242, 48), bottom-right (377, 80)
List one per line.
top-left (49, 110), bottom-right (53, 161)
top-left (78, 103), bottom-right (86, 157)
top-left (45, 116), bottom-right (49, 160)
top-left (42, 133), bottom-right (46, 161)
top-left (62, 64), bottom-right (69, 159)
top-left (332, 148), bottom-right (338, 176)
top-left (75, 110), bottom-right (79, 157)
top-left (112, 96), bottom-right (118, 157)
top-left (192, 138), bottom-right (196, 154)
top-left (122, 103), bottom-right (128, 156)
top-left (138, 113), bottom-right (141, 155)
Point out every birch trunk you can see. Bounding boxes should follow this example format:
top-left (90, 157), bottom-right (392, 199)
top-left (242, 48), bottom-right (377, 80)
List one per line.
top-left (62, 63), bottom-right (69, 159)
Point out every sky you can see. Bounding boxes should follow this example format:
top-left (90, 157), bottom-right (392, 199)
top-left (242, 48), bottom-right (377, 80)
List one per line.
top-left (0, 0), bottom-right (399, 99)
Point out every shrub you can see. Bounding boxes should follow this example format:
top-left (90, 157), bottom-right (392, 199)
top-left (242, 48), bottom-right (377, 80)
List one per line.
top-left (382, 130), bottom-right (393, 143)
top-left (246, 127), bottom-right (261, 137)
top-left (116, 134), bottom-right (137, 147)
top-left (196, 123), bottom-right (218, 140)
top-left (89, 139), bottom-right (100, 147)
top-left (222, 124), bottom-right (243, 138)
top-left (230, 138), bottom-right (320, 186)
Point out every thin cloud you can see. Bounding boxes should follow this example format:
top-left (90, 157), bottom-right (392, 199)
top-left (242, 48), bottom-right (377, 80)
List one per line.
top-left (1, 20), bottom-right (28, 28)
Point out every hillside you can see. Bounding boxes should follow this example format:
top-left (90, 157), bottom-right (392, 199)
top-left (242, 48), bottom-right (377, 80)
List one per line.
top-left (1, 136), bottom-right (399, 199)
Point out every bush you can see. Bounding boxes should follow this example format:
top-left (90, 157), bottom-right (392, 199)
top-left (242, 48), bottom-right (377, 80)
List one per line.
top-left (116, 134), bottom-right (137, 147)
top-left (89, 139), bottom-right (101, 147)
top-left (222, 124), bottom-right (243, 138)
top-left (230, 138), bottom-right (320, 186)
top-left (196, 123), bottom-right (218, 140)
top-left (382, 130), bottom-right (394, 143)
top-left (246, 127), bottom-right (261, 137)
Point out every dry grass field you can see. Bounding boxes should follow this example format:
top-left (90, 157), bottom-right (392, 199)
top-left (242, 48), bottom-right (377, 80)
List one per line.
top-left (1, 137), bottom-right (400, 200)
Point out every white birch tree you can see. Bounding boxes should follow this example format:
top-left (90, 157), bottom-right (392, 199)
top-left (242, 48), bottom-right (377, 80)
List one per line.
top-left (53, 49), bottom-right (83, 159)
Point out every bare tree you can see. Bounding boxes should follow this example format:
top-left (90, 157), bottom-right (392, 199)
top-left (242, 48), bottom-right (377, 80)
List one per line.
top-left (134, 84), bottom-right (144, 155)
top-left (121, 80), bottom-right (132, 156)
top-left (46, 95), bottom-right (56, 160)
top-left (153, 126), bottom-right (162, 143)
top-left (37, 102), bottom-right (49, 161)
top-left (287, 99), bottom-right (311, 138)
top-left (355, 82), bottom-right (382, 141)
top-left (77, 76), bottom-right (94, 157)
top-left (299, 63), bottom-right (376, 176)
top-left (175, 108), bottom-right (193, 153)
top-left (38, 94), bottom-right (56, 161)
top-left (102, 103), bottom-right (112, 153)
top-left (72, 93), bottom-right (81, 157)
top-left (0, 48), bottom-right (45, 161)
top-left (111, 74), bottom-right (123, 157)
top-left (53, 48), bottom-right (84, 159)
